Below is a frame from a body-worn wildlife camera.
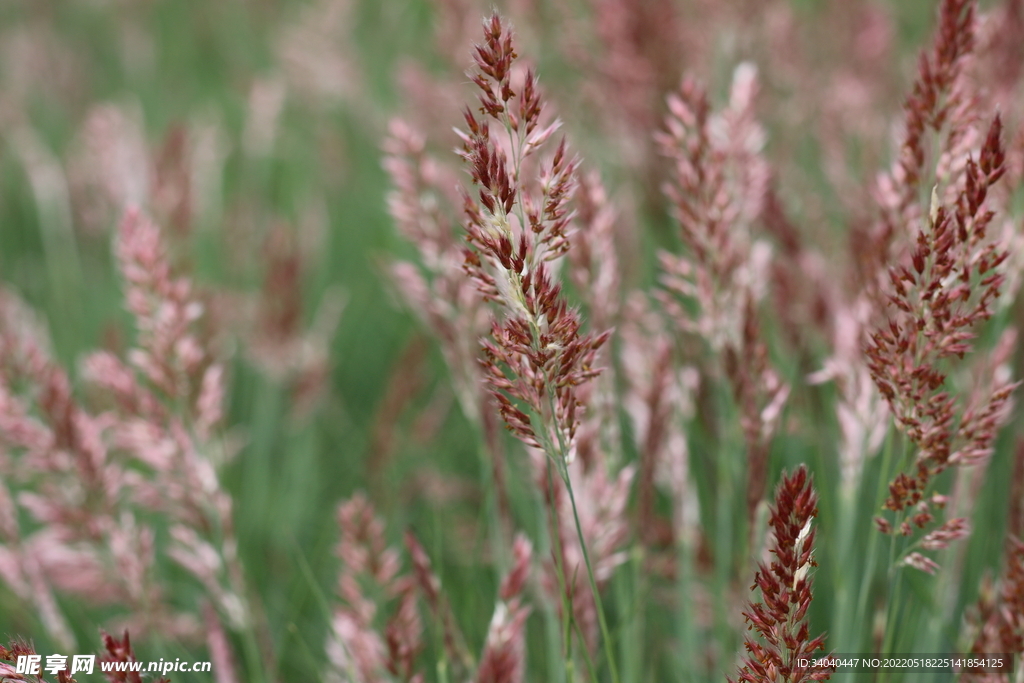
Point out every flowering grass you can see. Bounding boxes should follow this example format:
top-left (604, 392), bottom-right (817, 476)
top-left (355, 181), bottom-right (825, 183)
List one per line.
top-left (1, 1), bottom-right (1024, 682)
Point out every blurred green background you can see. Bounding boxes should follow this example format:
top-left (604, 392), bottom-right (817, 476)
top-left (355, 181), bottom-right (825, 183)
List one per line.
top-left (0, 1), bottom-right (1016, 682)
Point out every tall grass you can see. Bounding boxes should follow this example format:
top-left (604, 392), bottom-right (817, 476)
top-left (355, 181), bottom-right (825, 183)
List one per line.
top-left (1, 1), bottom-right (1023, 682)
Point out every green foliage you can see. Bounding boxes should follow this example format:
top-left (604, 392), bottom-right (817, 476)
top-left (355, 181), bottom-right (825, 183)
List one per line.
top-left (0, 2), bottom-right (1021, 683)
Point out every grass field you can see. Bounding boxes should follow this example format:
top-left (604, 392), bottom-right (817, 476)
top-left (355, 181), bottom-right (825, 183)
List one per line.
top-left (1, 1), bottom-right (1023, 682)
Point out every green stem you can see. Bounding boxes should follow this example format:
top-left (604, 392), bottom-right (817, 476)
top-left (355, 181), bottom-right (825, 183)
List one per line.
top-left (879, 517), bottom-right (906, 683)
top-left (712, 374), bottom-right (736, 680)
top-left (853, 425), bottom-right (895, 651)
top-left (538, 391), bottom-right (620, 683)
top-left (240, 625), bottom-right (266, 683)
top-left (675, 530), bottom-right (697, 683)
top-left (565, 475), bottom-right (622, 683)
top-left (574, 614), bottom-right (599, 683)
top-left (547, 459), bottom-right (577, 680)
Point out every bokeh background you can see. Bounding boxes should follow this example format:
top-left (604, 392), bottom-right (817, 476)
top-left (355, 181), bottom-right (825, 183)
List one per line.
top-left (0, 1), bottom-right (1021, 681)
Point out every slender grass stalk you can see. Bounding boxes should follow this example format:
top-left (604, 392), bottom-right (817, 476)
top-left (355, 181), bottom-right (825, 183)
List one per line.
top-left (564, 472), bottom-right (622, 683)
top-left (675, 533), bottom-right (697, 683)
top-left (574, 614), bottom-right (600, 683)
top-left (613, 549), bottom-right (643, 683)
top-left (831, 483), bottom-right (859, 655)
top-left (536, 392), bottom-right (621, 683)
top-left (714, 379), bottom-right (739, 681)
top-left (545, 457), bottom-right (578, 679)
top-left (853, 425), bottom-right (896, 651)
top-left (878, 512), bottom-right (907, 683)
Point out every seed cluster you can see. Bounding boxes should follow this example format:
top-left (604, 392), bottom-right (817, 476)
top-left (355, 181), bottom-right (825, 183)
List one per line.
top-left (733, 466), bottom-right (832, 683)
top-left (458, 13), bottom-right (609, 461)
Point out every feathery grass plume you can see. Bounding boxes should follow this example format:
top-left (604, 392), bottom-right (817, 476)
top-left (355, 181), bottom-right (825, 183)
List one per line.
top-left (865, 118), bottom-right (1018, 530)
top-left (0, 288), bottom-right (172, 648)
top-left (759, 183), bottom-right (837, 352)
top-left (71, 101), bottom-right (333, 418)
top-left (67, 103), bottom-right (150, 234)
top-left (242, 219), bottom-right (344, 420)
top-left (149, 123), bottom-right (195, 238)
top-left (1, 638), bottom-right (47, 683)
top-left (961, 537), bottom-right (1024, 682)
top-left (0, 298), bottom-right (77, 651)
top-left (558, 0), bottom-right (685, 177)
top-left (91, 208), bottom-right (260, 648)
top-left (857, 2), bottom-right (1020, 556)
top-left (867, 0), bottom-right (976, 272)
top-left (566, 170), bottom-right (622, 352)
top-left (384, 118), bottom-right (490, 424)
top-left (106, 207), bottom-right (212, 402)
top-left (403, 531), bottom-right (473, 679)
top-left (807, 297), bottom-right (890, 491)
top-left (818, 0), bottom-right (1020, 499)
top-left (0, 208), bottom-right (262, 662)
top-left (99, 631), bottom-right (171, 683)
top-left (732, 466), bottom-right (831, 683)
top-left (328, 500), bottom-right (539, 683)
top-left (724, 297), bottom-right (790, 522)
top-left (202, 601), bottom-right (239, 683)
top-left (384, 116), bottom-right (517, 546)
top-left (656, 64), bottom-right (788, 524)
top-left (971, 0), bottom-right (1024, 306)
top-left (475, 534), bottom-right (532, 683)
top-left (796, 0), bottom-right (1003, 506)
top-left (656, 65), bottom-right (768, 353)
top-left (803, 2), bottom-right (897, 222)
top-left (392, 13), bottom-right (634, 674)
top-left (975, 0), bottom-right (1024, 105)
top-left (0, 631), bottom-right (167, 683)
top-left (583, 0), bottom-right (685, 131)
top-left (326, 493), bottom-right (423, 683)
top-left (456, 20), bottom-right (627, 681)
top-left (620, 293), bottom-right (699, 551)
top-left (457, 11), bottom-right (609, 465)
top-left (67, 103), bottom-right (227, 241)
top-left (67, 102), bottom-right (199, 237)
top-left (274, 0), bottom-right (362, 109)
